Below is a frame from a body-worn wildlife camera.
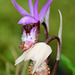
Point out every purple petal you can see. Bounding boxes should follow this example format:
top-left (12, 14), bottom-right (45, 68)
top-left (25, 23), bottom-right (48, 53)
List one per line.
top-left (45, 7), bottom-right (50, 32)
top-left (28, 0), bottom-right (33, 16)
top-left (12, 0), bottom-right (30, 16)
top-left (33, 0), bottom-right (39, 21)
top-left (18, 16), bottom-right (37, 25)
top-left (39, 0), bottom-right (53, 23)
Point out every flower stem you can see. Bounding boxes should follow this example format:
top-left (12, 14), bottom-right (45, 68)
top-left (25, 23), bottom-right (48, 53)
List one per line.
top-left (45, 36), bottom-right (61, 75)
top-left (42, 22), bottom-right (49, 39)
top-left (51, 60), bottom-right (59, 75)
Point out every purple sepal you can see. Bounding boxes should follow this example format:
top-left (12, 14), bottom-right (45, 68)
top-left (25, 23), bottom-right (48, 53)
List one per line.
top-left (39, 0), bottom-right (53, 23)
top-left (12, 0), bottom-right (31, 16)
top-left (28, 0), bottom-right (33, 16)
top-left (33, 0), bottom-right (39, 21)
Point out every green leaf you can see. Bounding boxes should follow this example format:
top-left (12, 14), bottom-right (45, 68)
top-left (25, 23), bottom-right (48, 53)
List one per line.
top-left (60, 54), bottom-right (73, 71)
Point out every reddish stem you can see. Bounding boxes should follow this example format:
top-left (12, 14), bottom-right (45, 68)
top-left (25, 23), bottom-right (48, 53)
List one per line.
top-left (42, 22), bottom-right (49, 39)
top-left (45, 36), bottom-right (61, 75)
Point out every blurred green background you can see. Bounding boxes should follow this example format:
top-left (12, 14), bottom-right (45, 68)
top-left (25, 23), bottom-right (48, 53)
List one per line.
top-left (0, 0), bottom-right (75, 75)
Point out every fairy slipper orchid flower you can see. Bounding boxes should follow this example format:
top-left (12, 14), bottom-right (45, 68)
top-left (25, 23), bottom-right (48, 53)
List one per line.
top-left (12, 0), bottom-right (53, 51)
top-left (15, 42), bottom-right (52, 74)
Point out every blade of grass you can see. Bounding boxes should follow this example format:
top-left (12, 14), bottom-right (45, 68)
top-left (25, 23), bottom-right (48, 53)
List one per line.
top-left (15, 65), bottom-right (20, 75)
top-left (9, 46), bottom-right (18, 59)
top-left (6, 62), bottom-right (10, 75)
top-left (21, 61), bottom-right (29, 75)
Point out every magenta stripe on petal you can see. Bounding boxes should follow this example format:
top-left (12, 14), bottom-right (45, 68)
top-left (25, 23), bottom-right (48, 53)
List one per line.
top-left (18, 16), bottom-right (37, 25)
top-left (12, 0), bottom-right (30, 16)
top-left (28, 0), bottom-right (34, 16)
top-left (39, 0), bottom-right (53, 23)
top-left (33, 0), bottom-right (39, 21)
